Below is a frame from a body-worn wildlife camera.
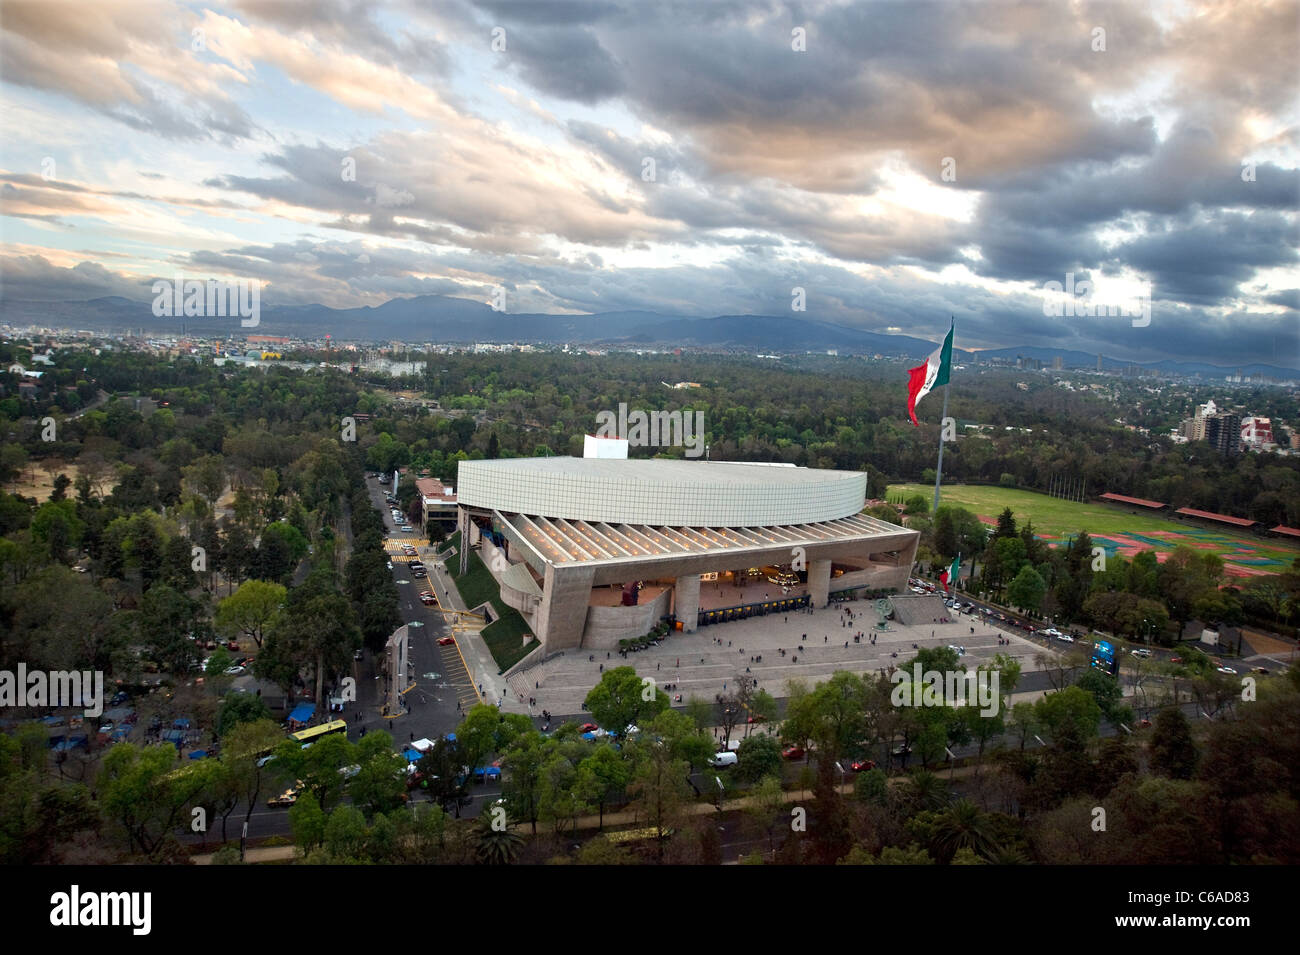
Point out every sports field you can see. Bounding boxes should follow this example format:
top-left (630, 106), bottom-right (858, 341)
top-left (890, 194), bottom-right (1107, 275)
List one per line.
top-left (886, 483), bottom-right (1299, 579)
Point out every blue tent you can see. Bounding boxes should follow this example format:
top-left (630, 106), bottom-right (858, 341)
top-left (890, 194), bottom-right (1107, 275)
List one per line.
top-left (581, 732), bottom-right (597, 740)
top-left (444, 732), bottom-right (456, 742)
top-left (288, 703), bottom-right (315, 724)
top-left (403, 748), bottom-right (423, 762)
top-left (172, 717), bottom-right (191, 729)
top-left (188, 750), bottom-right (208, 760)
top-left (473, 766), bottom-right (501, 780)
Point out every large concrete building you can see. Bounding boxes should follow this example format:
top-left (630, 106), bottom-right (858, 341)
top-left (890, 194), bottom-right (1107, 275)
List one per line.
top-left (456, 458), bottom-right (919, 653)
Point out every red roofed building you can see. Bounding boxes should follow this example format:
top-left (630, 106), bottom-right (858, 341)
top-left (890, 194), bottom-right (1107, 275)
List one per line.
top-left (1099, 492), bottom-right (1166, 510)
top-left (1269, 525), bottom-right (1300, 540)
top-left (1175, 507), bottom-right (1258, 528)
top-left (416, 477), bottom-right (457, 529)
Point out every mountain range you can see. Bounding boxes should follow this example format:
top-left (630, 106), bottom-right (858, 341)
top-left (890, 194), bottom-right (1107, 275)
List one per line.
top-left (2, 293), bottom-right (1296, 378)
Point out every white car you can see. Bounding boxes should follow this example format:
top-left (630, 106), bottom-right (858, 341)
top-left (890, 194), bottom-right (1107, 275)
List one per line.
top-left (1131, 648), bottom-right (1152, 658)
top-left (1054, 633), bottom-right (1074, 643)
top-left (1216, 665), bottom-right (1236, 675)
top-left (1044, 628), bottom-right (1062, 638)
top-left (225, 665), bottom-right (246, 675)
top-left (946, 645), bottom-right (966, 656)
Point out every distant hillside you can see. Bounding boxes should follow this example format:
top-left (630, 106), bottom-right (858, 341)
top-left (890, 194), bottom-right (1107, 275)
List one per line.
top-left (2, 293), bottom-right (1296, 377)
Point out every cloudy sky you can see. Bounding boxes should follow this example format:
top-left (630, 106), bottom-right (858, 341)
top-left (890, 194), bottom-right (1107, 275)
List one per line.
top-left (1, 0), bottom-right (1297, 365)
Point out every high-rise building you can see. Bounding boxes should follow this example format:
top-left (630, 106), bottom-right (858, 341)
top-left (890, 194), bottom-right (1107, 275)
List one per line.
top-left (1206, 413), bottom-right (1241, 456)
top-left (1052, 356), bottom-right (1063, 370)
top-left (1096, 354), bottom-right (1103, 371)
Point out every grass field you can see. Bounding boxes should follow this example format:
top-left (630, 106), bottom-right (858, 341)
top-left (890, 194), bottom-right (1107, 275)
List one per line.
top-left (887, 483), bottom-right (1299, 579)
top-left (448, 544), bottom-right (540, 672)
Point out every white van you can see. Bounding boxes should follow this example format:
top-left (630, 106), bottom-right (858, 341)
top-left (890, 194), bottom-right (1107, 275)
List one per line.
top-left (708, 752), bottom-right (738, 768)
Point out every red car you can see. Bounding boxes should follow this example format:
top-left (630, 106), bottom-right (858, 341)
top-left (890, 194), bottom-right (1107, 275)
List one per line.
top-left (1170, 656), bottom-right (1183, 664)
top-left (850, 759), bottom-right (875, 772)
top-left (579, 722), bottom-right (599, 733)
top-left (419, 592), bottom-right (437, 606)
top-left (437, 636), bottom-right (456, 646)
top-left (782, 745), bottom-right (805, 760)
top-left (746, 714), bottom-right (767, 724)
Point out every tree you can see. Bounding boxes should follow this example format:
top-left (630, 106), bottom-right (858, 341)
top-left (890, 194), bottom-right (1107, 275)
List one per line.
top-left (97, 743), bottom-right (209, 859)
top-left (583, 666), bottom-right (669, 734)
top-left (30, 499), bottom-right (85, 564)
top-left (745, 774), bottom-right (788, 860)
top-left (735, 733), bottom-right (782, 783)
top-left (1034, 686), bottom-right (1102, 744)
top-left (574, 744), bottom-right (629, 829)
top-left (222, 719), bottom-right (284, 832)
top-left (216, 693), bottom-right (271, 738)
top-left (348, 732), bottom-right (408, 817)
top-left (288, 794), bottom-right (326, 853)
top-left (1150, 708), bottom-right (1198, 780)
top-left (473, 812), bottom-right (523, 865)
top-left (1073, 669), bottom-right (1132, 729)
top-left (215, 580), bottom-right (285, 649)
top-left (628, 741), bottom-right (690, 862)
top-left (1006, 565), bottom-right (1047, 615)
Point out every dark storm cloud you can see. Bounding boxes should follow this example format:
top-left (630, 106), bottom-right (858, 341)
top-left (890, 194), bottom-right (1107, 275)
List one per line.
top-left (1115, 211), bottom-right (1300, 305)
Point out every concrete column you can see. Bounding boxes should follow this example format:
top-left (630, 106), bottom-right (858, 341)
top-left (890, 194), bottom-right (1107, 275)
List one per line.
top-left (674, 574), bottom-right (701, 632)
top-left (809, 559), bottom-right (832, 608)
top-left (536, 563), bottom-right (595, 651)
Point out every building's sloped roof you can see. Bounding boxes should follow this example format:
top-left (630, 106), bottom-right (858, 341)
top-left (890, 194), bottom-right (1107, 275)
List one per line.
top-left (498, 509), bottom-right (909, 566)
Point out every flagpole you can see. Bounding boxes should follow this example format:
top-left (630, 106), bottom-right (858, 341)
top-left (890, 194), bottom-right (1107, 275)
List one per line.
top-left (932, 381), bottom-right (950, 514)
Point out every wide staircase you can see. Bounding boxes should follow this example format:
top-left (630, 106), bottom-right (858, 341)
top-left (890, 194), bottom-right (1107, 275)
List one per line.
top-left (889, 594), bottom-right (951, 626)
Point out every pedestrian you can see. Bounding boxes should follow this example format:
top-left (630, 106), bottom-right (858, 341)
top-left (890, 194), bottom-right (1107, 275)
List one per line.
top-left (676, 658), bottom-right (680, 667)
top-left (845, 641), bottom-right (849, 648)
top-left (657, 662), bottom-right (660, 671)
top-left (599, 664), bottom-right (603, 672)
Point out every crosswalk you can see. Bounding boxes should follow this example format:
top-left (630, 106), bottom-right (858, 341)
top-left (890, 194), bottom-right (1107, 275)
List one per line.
top-left (438, 640), bottom-right (480, 709)
top-left (384, 538), bottom-right (429, 562)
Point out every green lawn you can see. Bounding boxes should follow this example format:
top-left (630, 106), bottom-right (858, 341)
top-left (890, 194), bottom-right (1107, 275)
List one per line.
top-left (887, 483), bottom-right (1299, 575)
top-left (449, 545), bottom-right (540, 672)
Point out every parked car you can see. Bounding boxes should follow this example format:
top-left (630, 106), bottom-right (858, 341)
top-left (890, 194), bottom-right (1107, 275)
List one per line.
top-left (1131, 648), bottom-right (1152, 658)
top-left (947, 644), bottom-right (966, 656)
top-left (1055, 633), bottom-right (1074, 643)
top-left (267, 782), bottom-right (304, 807)
top-left (579, 722), bottom-right (599, 733)
top-left (1216, 665), bottom-right (1237, 675)
top-left (708, 752), bottom-right (738, 768)
top-left (1170, 655), bottom-right (1184, 664)
top-left (437, 636), bottom-right (456, 647)
top-left (224, 665), bottom-right (246, 675)
top-left (1044, 627), bottom-right (1062, 638)
top-left (353, 649), bottom-right (363, 660)
top-left (782, 745), bottom-right (805, 760)
top-left (419, 591), bottom-right (437, 606)
top-left (1252, 666), bottom-right (1270, 674)
top-left (850, 758), bottom-right (875, 772)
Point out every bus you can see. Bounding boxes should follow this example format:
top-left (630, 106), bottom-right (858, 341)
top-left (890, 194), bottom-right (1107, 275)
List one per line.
top-left (290, 719), bottom-right (348, 747)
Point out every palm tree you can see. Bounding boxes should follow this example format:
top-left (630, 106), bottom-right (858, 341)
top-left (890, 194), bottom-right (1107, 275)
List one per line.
top-left (901, 769), bottom-right (951, 813)
top-left (930, 799), bottom-right (998, 863)
top-left (473, 814), bottom-right (523, 866)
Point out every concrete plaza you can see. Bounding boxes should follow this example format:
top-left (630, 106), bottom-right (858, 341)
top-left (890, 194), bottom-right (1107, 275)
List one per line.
top-left (501, 596), bottom-right (1051, 720)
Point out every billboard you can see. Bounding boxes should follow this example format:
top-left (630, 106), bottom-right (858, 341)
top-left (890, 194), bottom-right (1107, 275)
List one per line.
top-left (1090, 639), bottom-right (1117, 675)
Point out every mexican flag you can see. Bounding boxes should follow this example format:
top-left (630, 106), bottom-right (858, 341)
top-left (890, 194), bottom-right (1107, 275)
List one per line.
top-left (906, 322), bottom-right (954, 425)
top-left (939, 554), bottom-right (960, 591)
